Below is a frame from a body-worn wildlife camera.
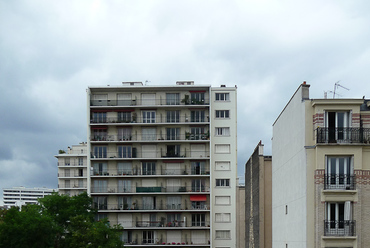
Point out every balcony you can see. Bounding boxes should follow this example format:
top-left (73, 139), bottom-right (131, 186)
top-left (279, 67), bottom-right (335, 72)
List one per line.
top-left (90, 151), bottom-right (210, 159)
top-left (90, 98), bottom-right (210, 107)
top-left (324, 174), bottom-right (356, 190)
top-left (91, 186), bottom-right (210, 194)
top-left (317, 127), bottom-right (370, 144)
top-left (123, 238), bottom-right (210, 246)
top-left (90, 168), bottom-right (210, 177)
top-left (90, 115), bottom-right (210, 124)
top-left (90, 133), bottom-right (210, 142)
top-left (324, 220), bottom-right (356, 236)
top-left (96, 203), bottom-right (209, 211)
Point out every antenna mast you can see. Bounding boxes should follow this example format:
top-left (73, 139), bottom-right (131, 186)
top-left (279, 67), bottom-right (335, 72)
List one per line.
top-left (333, 81), bottom-right (349, 98)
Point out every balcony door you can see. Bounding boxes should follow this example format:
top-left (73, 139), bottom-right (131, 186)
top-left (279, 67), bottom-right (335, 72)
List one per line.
top-left (326, 111), bottom-right (350, 142)
top-left (326, 202), bottom-right (352, 235)
top-left (326, 157), bottom-right (352, 189)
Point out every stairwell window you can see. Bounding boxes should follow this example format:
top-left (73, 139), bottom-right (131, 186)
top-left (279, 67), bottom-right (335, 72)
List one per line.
top-left (215, 93), bottom-right (229, 101)
top-left (215, 110), bottom-right (229, 118)
top-left (215, 127), bottom-right (230, 136)
top-left (216, 179), bottom-right (230, 187)
top-left (215, 230), bottom-right (230, 239)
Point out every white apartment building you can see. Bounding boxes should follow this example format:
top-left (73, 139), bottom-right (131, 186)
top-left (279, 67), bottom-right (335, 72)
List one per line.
top-left (56, 143), bottom-right (88, 196)
top-left (3, 186), bottom-right (55, 208)
top-left (86, 81), bottom-right (237, 247)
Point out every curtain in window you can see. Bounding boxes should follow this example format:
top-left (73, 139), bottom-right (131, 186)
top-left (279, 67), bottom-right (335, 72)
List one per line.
top-left (142, 128), bottom-right (156, 140)
top-left (118, 180), bottom-right (131, 193)
top-left (167, 196), bottom-right (181, 209)
top-left (117, 162), bottom-right (132, 175)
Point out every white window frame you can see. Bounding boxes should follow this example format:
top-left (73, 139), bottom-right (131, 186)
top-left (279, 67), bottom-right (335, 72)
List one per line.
top-left (215, 110), bottom-right (230, 118)
top-left (215, 213), bottom-right (231, 223)
top-left (215, 230), bottom-right (231, 239)
top-left (215, 93), bottom-right (230, 101)
top-left (215, 161), bottom-right (230, 171)
top-left (216, 179), bottom-right (230, 187)
top-left (215, 127), bottom-right (230, 136)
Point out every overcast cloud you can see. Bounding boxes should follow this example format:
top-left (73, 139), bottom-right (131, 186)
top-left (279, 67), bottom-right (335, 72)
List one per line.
top-left (1, 0), bottom-right (370, 204)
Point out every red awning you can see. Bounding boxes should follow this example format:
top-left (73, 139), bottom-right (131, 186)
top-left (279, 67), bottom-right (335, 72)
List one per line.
top-left (189, 90), bottom-right (206, 93)
top-left (190, 195), bottom-right (207, 201)
top-left (91, 126), bottom-right (108, 130)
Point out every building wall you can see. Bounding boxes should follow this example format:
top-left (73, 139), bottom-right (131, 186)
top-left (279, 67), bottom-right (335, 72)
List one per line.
top-left (272, 84), bottom-right (310, 248)
top-left (3, 187), bottom-right (55, 208)
top-left (236, 185), bottom-right (245, 248)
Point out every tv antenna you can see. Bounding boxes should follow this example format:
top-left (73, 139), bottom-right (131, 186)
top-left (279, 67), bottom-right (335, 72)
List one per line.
top-left (332, 81), bottom-right (349, 98)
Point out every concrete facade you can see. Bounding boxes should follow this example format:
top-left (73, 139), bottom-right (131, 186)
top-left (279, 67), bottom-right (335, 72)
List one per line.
top-left (3, 186), bottom-right (55, 208)
top-left (272, 82), bottom-right (370, 248)
top-left (86, 81), bottom-right (238, 247)
top-left (245, 142), bottom-right (272, 248)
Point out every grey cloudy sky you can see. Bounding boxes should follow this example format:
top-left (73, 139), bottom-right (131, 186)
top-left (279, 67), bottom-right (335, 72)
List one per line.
top-left (1, 0), bottom-right (370, 203)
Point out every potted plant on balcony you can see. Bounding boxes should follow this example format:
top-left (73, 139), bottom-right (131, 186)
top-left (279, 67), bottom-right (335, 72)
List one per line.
top-left (181, 95), bottom-right (189, 105)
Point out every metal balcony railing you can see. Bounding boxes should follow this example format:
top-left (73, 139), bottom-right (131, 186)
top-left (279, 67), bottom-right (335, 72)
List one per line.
top-left (324, 174), bottom-right (356, 190)
top-left (90, 98), bottom-right (210, 107)
top-left (90, 151), bottom-right (210, 159)
top-left (317, 127), bottom-right (370, 144)
top-left (90, 168), bottom-right (210, 176)
top-left (90, 133), bottom-right (210, 142)
top-left (324, 220), bottom-right (356, 236)
top-left (94, 203), bottom-right (209, 211)
top-left (91, 186), bottom-right (210, 194)
top-left (90, 115), bottom-right (210, 124)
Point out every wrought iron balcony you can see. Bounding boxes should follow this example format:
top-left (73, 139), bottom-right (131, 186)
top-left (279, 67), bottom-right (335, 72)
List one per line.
top-left (317, 127), bottom-right (370, 144)
top-left (90, 98), bottom-right (210, 107)
top-left (324, 174), bottom-right (356, 190)
top-left (324, 220), bottom-right (356, 236)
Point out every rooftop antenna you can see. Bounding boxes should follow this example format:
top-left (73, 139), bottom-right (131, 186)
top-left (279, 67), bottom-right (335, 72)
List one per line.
top-left (145, 80), bottom-right (150, 85)
top-left (333, 81), bottom-right (349, 98)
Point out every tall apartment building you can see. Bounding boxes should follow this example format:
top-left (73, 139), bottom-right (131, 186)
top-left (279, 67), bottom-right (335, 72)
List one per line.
top-left (3, 186), bottom-right (55, 209)
top-left (272, 82), bottom-right (370, 248)
top-left (87, 81), bottom-right (237, 247)
top-left (56, 143), bottom-right (88, 196)
top-left (245, 141), bottom-right (272, 248)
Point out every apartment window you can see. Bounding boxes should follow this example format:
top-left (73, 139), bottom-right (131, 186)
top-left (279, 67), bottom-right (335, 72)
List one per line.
top-left (191, 161), bottom-right (206, 175)
top-left (93, 146), bottom-right (107, 158)
top-left (91, 112), bottom-right (107, 123)
top-left (65, 158), bottom-right (70, 166)
top-left (215, 127), bottom-right (230, 136)
top-left (93, 196), bottom-right (107, 210)
top-left (141, 93), bottom-right (156, 105)
top-left (215, 196), bottom-right (230, 205)
top-left (192, 179), bottom-right (205, 192)
top-left (325, 201), bottom-right (353, 236)
top-left (215, 93), bottom-right (229, 101)
top-left (93, 162), bottom-right (107, 175)
top-left (191, 92), bottom-right (205, 104)
top-left (117, 162), bottom-right (132, 175)
top-left (215, 161), bottom-right (230, 170)
top-left (142, 231), bottom-right (155, 244)
top-left (142, 111), bottom-right (156, 123)
top-left (325, 111), bottom-right (351, 142)
top-left (142, 128), bottom-right (156, 140)
top-left (78, 158), bottom-right (84, 166)
top-left (64, 169), bottom-right (70, 177)
top-left (121, 231), bottom-right (132, 243)
top-left (78, 179), bottom-right (83, 188)
top-left (118, 146), bottom-right (132, 158)
top-left (215, 230), bottom-right (231, 239)
top-left (117, 112), bottom-right (132, 122)
top-left (215, 213), bottom-right (231, 222)
top-left (166, 145), bottom-right (180, 157)
top-left (166, 128), bottom-right (180, 140)
top-left (190, 127), bottom-right (205, 140)
top-left (92, 129), bottom-right (107, 141)
top-left (78, 169), bottom-right (83, 176)
top-left (191, 110), bottom-right (205, 122)
top-left (215, 144), bottom-right (230, 153)
top-left (216, 179), bottom-right (230, 187)
top-left (117, 93), bottom-right (132, 106)
top-left (142, 162), bottom-right (156, 175)
top-left (92, 94), bottom-right (108, 106)
top-left (118, 196), bottom-right (132, 210)
top-left (326, 156), bottom-right (353, 190)
top-left (65, 180), bottom-right (70, 188)
top-left (167, 196), bottom-right (181, 210)
top-left (215, 110), bottom-right (229, 118)
top-left (192, 214), bottom-right (206, 226)
top-left (118, 180), bottom-right (132, 193)
top-left (93, 180), bottom-right (107, 193)
top-left (117, 128), bottom-right (132, 141)
top-left (166, 93), bottom-right (180, 105)
top-left (166, 110), bottom-right (180, 123)
top-left (95, 213), bottom-right (107, 221)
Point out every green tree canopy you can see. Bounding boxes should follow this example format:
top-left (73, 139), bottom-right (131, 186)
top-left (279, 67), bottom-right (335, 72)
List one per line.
top-left (0, 193), bottom-right (123, 248)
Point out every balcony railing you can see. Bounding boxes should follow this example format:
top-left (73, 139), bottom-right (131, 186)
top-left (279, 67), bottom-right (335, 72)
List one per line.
top-left (58, 162), bottom-right (86, 167)
top-left (90, 99), bottom-right (210, 107)
top-left (91, 186), bottom-right (210, 193)
top-left (90, 168), bottom-right (210, 176)
top-left (95, 203), bottom-right (209, 211)
top-left (90, 133), bottom-right (210, 142)
top-left (123, 238), bottom-right (209, 246)
top-left (324, 220), bottom-right (356, 236)
top-left (90, 115), bottom-right (210, 124)
top-left (324, 174), bottom-right (356, 190)
top-left (90, 151), bottom-right (210, 159)
top-left (317, 127), bottom-right (370, 144)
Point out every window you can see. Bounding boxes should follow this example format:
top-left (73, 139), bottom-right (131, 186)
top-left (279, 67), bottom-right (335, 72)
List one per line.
top-left (78, 158), bottom-right (84, 166)
top-left (117, 112), bottom-right (132, 122)
top-left (166, 128), bottom-right (180, 140)
top-left (118, 146), bottom-right (132, 158)
top-left (142, 128), bottom-right (156, 140)
top-left (191, 161), bottom-right (206, 175)
top-left (166, 110), bottom-right (180, 123)
top-left (92, 94), bottom-right (108, 106)
top-left (192, 214), bottom-right (206, 226)
top-left (117, 128), bottom-right (132, 141)
top-left (91, 112), bottom-right (107, 123)
top-left (118, 196), bottom-right (132, 210)
top-left (215, 196), bottom-right (230, 205)
top-left (142, 162), bottom-right (156, 175)
top-left (215, 93), bottom-right (229, 101)
top-left (64, 169), bottom-right (70, 177)
top-left (190, 127), bottom-right (205, 140)
top-left (142, 111), bottom-right (156, 123)
top-left (78, 169), bottom-right (83, 176)
top-left (326, 111), bottom-right (350, 142)
top-left (191, 110), bottom-right (205, 122)
top-left (142, 196), bottom-right (156, 210)
top-left (166, 93), bottom-right (180, 105)
top-left (142, 231), bottom-right (155, 244)
top-left (93, 196), bottom-right (107, 210)
top-left (215, 110), bottom-right (229, 118)
top-left (325, 201), bottom-right (353, 236)
top-left (93, 163), bottom-right (107, 175)
top-left (95, 213), bottom-right (107, 221)
top-left (215, 230), bottom-right (230, 239)
top-left (215, 127), bottom-right (230, 136)
top-left (216, 179), bottom-right (230, 187)
top-left (192, 179), bottom-right (206, 192)
top-left (92, 129), bottom-right (107, 141)
top-left (191, 92), bottom-right (205, 104)
top-left (65, 180), bottom-right (70, 188)
top-left (215, 161), bottom-right (230, 171)
top-left (121, 231), bottom-right (132, 244)
top-left (117, 162), bottom-right (132, 175)
top-left (215, 213), bottom-right (231, 222)
top-left (118, 180), bottom-right (132, 193)
top-left (78, 179), bottom-right (84, 188)
top-left (166, 145), bottom-right (180, 157)
top-left (167, 196), bottom-right (181, 210)
top-left (215, 144), bottom-right (230, 153)
top-left (117, 93), bottom-right (132, 106)
top-left (326, 156), bottom-right (353, 190)
top-left (93, 146), bottom-right (107, 158)
top-left (93, 180), bottom-right (107, 193)
top-left (141, 93), bottom-right (156, 105)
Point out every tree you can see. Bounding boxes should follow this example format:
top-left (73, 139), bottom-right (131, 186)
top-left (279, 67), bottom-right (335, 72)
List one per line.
top-left (0, 193), bottom-right (124, 248)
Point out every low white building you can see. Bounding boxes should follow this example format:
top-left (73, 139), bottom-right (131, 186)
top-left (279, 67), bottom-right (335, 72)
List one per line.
top-left (3, 186), bottom-right (55, 209)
